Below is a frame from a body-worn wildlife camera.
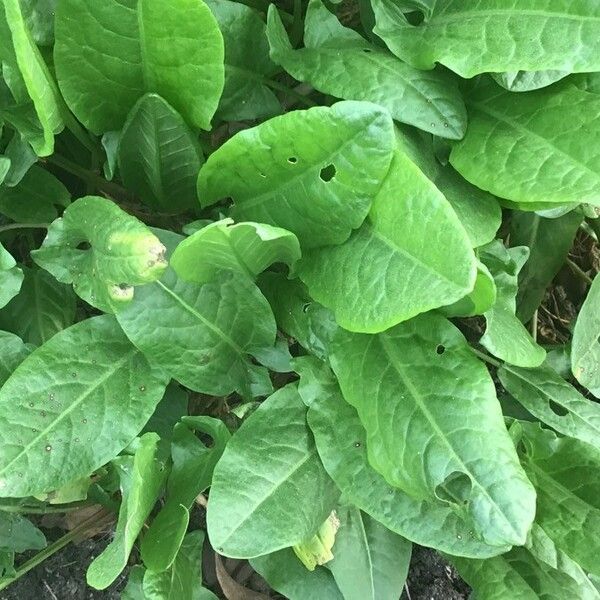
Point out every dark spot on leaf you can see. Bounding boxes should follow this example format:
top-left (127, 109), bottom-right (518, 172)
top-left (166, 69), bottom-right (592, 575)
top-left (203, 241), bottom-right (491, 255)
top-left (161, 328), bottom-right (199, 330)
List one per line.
top-left (118, 283), bottom-right (129, 290)
top-left (76, 241), bottom-right (91, 251)
top-left (436, 344), bottom-right (445, 355)
top-left (287, 157), bottom-right (297, 164)
top-left (549, 400), bottom-right (568, 417)
top-left (319, 164), bottom-right (336, 182)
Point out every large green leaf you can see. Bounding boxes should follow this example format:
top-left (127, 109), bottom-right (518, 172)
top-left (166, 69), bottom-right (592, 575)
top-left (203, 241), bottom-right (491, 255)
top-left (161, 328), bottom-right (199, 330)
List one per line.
top-left (118, 94), bottom-right (204, 213)
top-left (267, 1), bottom-right (466, 139)
top-left (116, 230), bottom-right (276, 398)
top-left (87, 433), bottom-right (167, 590)
top-left (0, 243), bottom-right (23, 308)
top-left (0, 266), bottom-right (76, 346)
top-left (205, 0), bottom-right (280, 122)
top-left (20, 0), bottom-right (57, 46)
top-left (54, 0), bottom-right (224, 133)
top-left (330, 313), bottom-right (536, 547)
top-left (207, 384), bottom-right (340, 558)
top-left (510, 211), bottom-right (582, 323)
top-left (328, 505), bottom-right (411, 600)
top-left (251, 548), bottom-right (344, 600)
top-left (171, 219), bottom-right (300, 284)
top-left (32, 196), bottom-right (168, 313)
top-left (450, 80), bottom-right (600, 207)
top-left (499, 365), bottom-right (600, 451)
top-left (296, 356), bottom-right (509, 558)
top-left (0, 315), bottom-right (169, 498)
top-left (298, 149), bottom-right (476, 332)
top-left (0, 331), bottom-right (31, 386)
top-left (0, 512), bottom-right (45, 552)
top-left (479, 241), bottom-right (546, 368)
top-left (572, 273), bottom-right (600, 397)
top-left (516, 422), bottom-right (600, 577)
top-left (197, 100), bottom-right (395, 248)
top-left (0, 0), bottom-right (63, 155)
top-left (372, 0), bottom-right (600, 78)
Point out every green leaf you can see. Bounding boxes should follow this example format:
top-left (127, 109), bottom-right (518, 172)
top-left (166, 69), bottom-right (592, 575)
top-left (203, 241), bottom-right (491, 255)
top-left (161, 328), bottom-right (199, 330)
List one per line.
top-left (142, 416), bottom-right (230, 571)
top-left (492, 70), bottom-right (569, 92)
top-left (572, 273), bottom-right (600, 396)
top-left (480, 241), bottom-right (546, 368)
top-left (517, 422), bottom-right (600, 577)
top-left (499, 365), bottom-right (600, 451)
top-left (0, 331), bottom-right (31, 386)
top-left (396, 126), bottom-right (501, 247)
top-left (571, 72), bottom-right (600, 95)
top-left (0, 0), bottom-right (63, 155)
top-left (295, 356), bottom-right (509, 558)
top-left (121, 566), bottom-right (146, 600)
top-left (330, 312), bottom-right (536, 547)
top-left (197, 100), bottom-right (395, 248)
top-left (328, 505), bottom-right (411, 600)
top-left (267, 1), bottom-right (467, 139)
top-left (453, 523), bottom-right (600, 600)
top-left (54, 0), bottom-right (224, 133)
top-left (440, 261), bottom-right (496, 318)
top-left (298, 149), bottom-right (476, 332)
top-left (0, 512), bottom-right (46, 552)
top-left (32, 196), bottom-right (168, 313)
top-left (0, 266), bottom-right (76, 346)
top-left (171, 218), bottom-right (300, 284)
top-left (372, 0), bottom-right (600, 78)
top-left (0, 243), bottom-right (23, 308)
top-left (0, 157), bottom-right (10, 185)
top-left (1, 132), bottom-right (36, 186)
top-left (118, 94), bottom-right (204, 213)
top-left (450, 80), bottom-right (600, 207)
top-left (0, 315), bottom-right (169, 498)
top-left (207, 384), bottom-right (340, 558)
top-left (20, 0), bottom-right (57, 46)
top-left (116, 230), bottom-right (276, 398)
top-left (251, 548), bottom-right (344, 600)
top-left (510, 211), bottom-right (582, 323)
top-left (205, 0), bottom-right (281, 122)
top-left (87, 432), bottom-right (167, 590)
top-left (142, 383), bottom-right (188, 443)
top-left (143, 531), bottom-right (214, 600)
top-left (0, 164), bottom-right (70, 223)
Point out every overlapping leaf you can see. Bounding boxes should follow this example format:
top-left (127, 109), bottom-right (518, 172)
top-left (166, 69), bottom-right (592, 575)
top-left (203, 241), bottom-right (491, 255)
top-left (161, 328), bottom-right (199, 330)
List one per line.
top-left (0, 243), bottom-right (22, 308)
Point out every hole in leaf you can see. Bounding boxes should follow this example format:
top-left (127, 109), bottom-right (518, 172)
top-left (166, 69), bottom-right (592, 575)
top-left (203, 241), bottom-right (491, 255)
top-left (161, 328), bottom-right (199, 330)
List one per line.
top-left (436, 344), bottom-right (445, 355)
top-left (76, 241), bottom-right (91, 251)
top-left (405, 10), bottom-right (425, 25)
top-left (319, 164), bottom-right (336, 182)
top-left (288, 157), bottom-right (297, 164)
top-left (362, 48), bottom-right (372, 53)
top-left (549, 400), bottom-right (569, 417)
top-left (435, 471), bottom-right (472, 506)
top-left (302, 302), bottom-right (311, 313)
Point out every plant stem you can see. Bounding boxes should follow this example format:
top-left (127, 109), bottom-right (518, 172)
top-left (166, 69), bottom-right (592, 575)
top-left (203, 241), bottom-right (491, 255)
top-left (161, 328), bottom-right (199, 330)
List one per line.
top-left (531, 309), bottom-right (538, 343)
top-left (566, 257), bottom-right (593, 285)
top-left (0, 501), bottom-right (90, 515)
top-left (263, 78), bottom-right (317, 107)
top-left (0, 222), bottom-right (49, 234)
top-left (470, 346), bottom-right (502, 368)
top-left (586, 217), bottom-right (600, 242)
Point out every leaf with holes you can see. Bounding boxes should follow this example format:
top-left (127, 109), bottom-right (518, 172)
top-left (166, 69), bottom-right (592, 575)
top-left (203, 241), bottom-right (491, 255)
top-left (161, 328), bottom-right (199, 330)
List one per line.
top-left (171, 218), bottom-right (300, 284)
top-left (297, 149), bottom-right (476, 333)
top-left (207, 384), bottom-right (340, 558)
top-left (267, 0), bottom-right (467, 139)
top-left (0, 315), bottom-right (169, 498)
top-left (54, 0), bottom-right (224, 133)
top-left (197, 100), bottom-right (395, 248)
top-left (330, 312), bottom-right (536, 548)
top-left (31, 196), bottom-right (168, 313)
top-left (0, 243), bottom-right (23, 308)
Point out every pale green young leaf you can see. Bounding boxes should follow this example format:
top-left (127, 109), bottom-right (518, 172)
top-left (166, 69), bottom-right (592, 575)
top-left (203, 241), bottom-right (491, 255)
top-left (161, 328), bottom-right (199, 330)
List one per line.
top-left (197, 100), bottom-right (395, 248)
top-left (267, 1), bottom-right (467, 139)
top-left (116, 230), bottom-right (276, 398)
top-left (207, 384), bottom-right (340, 558)
top-left (54, 0), bottom-right (224, 133)
top-left (0, 331), bottom-right (31, 386)
top-left (572, 274), bottom-right (600, 397)
top-left (0, 243), bottom-right (23, 308)
top-left (510, 211), bottom-right (582, 323)
top-left (440, 262), bottom-right (496, 318)
top-left (480, 241), bottom-right (546, 368)
top-left (251, 548), bottom-right (343, 600)
top-left (499, 364), bottom-right (600, 451)
top-left (0, 315), bottom-right (169, 498)
top-left (32, 196), bottom-right (168, 313)
top-left (330, 313), bottom-right (536, 547)
top-left (328, 505), bottom-right (411, 600)
top-left (171, 218), bottom-right (300, 284)
top-left (0, 267), bottom-right (75, 346)
top-left (118, 94), bottom-right (204, 213)
top-left (450, 80), bottom-right (600, 207)
top-left (295, 356), bottom-right (510, 558)
top-left (0, 512), bottom-right (45, 552)
top-left (0, 164), bottom-right (70, 223)
top-left (298, 149), bottom-right (476, 333)
top-left (205, 0), bottom-right (281, 121)
top-left (492, 70), bottom-right (569, 92)
top-left (87, 433), bottom-right (167, 590)
top-left (372, 0), bottom-right (600, 78)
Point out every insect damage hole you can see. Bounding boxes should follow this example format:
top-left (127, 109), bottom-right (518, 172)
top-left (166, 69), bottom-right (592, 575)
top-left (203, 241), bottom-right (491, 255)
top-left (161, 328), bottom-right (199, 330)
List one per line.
top-left (549, 400), bottom-right (569, 417)
top-left (319, 164), bottom-right (336, 182)
top-left (436, 344), bottom-right (445, 355)
top-left (434, 471), bottom-right (472, 506)
top-left (76, 241), bottom-right (91, 250)
top-left (287, 156), bottom-right (297, 164)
